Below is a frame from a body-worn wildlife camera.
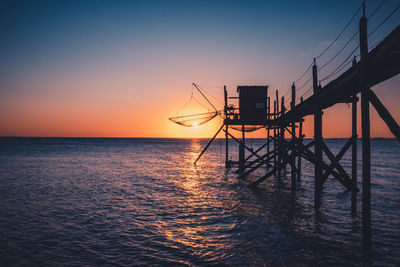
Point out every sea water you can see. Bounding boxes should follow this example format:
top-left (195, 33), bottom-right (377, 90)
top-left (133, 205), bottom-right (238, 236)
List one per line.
top-left (0, 138), bottom-right (399, 266)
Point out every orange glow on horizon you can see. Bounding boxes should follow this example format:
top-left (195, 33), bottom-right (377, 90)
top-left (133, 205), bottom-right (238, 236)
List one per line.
top-left (1, 83), bottom-right (399, 139)
top-left (0, 55), bottom-right (399, 139)
top-left (1, 1), bottom-right (399, 139)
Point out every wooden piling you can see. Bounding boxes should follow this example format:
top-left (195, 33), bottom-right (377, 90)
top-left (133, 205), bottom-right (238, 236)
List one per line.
top-left (359, 2), bottom-right (371, 261)
top-left (291, 83), bottom-right (296, 191)
top-left (352, 95), bottom-right (358, 216)
top-left (280, 96), bottom-right (285, 179)
top-left (313, 58), bottom-right (323, 210)
top-left (274, 100), bottom-right (277, 174)
top-left (351, 57), bottom-right (358, 216)
top-left (239, 123), bottom-right (245, 171)
top-left (267, 96), bottom-right (271, 170)
top-left (297, 97), bottom-right (303, 179)
top-left (276, 90), bottom-right (281, 180)
top-left (224, 85), bottom-right (229, 168)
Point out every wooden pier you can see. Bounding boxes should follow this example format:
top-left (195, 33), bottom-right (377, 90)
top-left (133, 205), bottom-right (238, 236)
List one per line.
top-left (194, 2), bottom-right (400, 263)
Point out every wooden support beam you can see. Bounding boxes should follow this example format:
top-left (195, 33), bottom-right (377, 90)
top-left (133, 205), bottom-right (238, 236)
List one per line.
top-left (239, 142), bottom-right (291, 178)
top-left (244, 141), bottom-right (270, 163)
top-left (239, 149), bottom-right (278, 179)
top-left (299, 142), bottom-right (353, 189)
top-left (235, 150), bottom-right (276, 173)
top-left (267, 96), bottom-right (271, 170)
top-left (274, 100), bottom-right (277, 175)
top-left (249, 138), bottom-right (314, 187)
top-left (223, 129), bottom-right (265, 164)
top-left (239, 123), bottom-right (245, 171)
top-left (236, 147), bottom-right (274, 174)
top-left (322, 136), bottom-right (353, 183)
top-left (278, 96), bottom-right (285, 179)
top-left (313, 58), bottom-right (323, 210)
top-left (249, 147), bottom-right (296, 187)
top-left (298, 98), bottom-right (304, 179)
top-left (322, 137), bottom-right (352, 181)
top-left (276, 25), bottom-right (400, 125)
top-left (194, 124), bottom-right (225, 165)
top-left (224, 85), bottom-right (229, 168)
top-left (291, 83), bottom-right (296, 191)
top-left (360, 4), bottom-right (371, 261)
top-left (352, 91), bottom-right (358, 216)
top-left (276, 91), bottom-right (280, 178)
top-left (322, 141), bottom-right (359, 192)
top-left (369, 89), bottom-right (400, 142)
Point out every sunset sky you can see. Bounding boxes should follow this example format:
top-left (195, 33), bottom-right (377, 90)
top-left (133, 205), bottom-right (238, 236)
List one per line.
top-left (1, 0), bottom-right (399, 138)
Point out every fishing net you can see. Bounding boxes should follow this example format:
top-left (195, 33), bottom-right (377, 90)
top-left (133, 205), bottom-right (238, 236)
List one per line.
top-left (169, 111), bottom-right (218, 127)
top-left (229, 125), bottom-right (265, 132)
top-left (169, 83), bottom-right (222, 127)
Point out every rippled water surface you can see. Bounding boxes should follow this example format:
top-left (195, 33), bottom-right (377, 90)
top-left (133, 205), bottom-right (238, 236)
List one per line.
top-left (0, 138), bottom-right (399, 266)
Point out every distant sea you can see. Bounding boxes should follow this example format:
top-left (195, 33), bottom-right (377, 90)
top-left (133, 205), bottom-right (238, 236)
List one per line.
top-left (0, 137), bottom-right (399, 266)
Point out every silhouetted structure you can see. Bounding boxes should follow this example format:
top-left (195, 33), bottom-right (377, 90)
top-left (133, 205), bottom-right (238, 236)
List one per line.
top-left (192, 3), bottom-right (400, 264)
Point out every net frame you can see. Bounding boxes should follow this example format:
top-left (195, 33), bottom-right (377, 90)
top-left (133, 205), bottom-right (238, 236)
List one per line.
top-left (169, 111), bottom-right (218, 127)
top-left (229, 125), bottom-right (265, 132)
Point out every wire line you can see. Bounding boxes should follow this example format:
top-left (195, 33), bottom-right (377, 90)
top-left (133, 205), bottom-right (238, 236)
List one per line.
top-left (320, 45), bottom-right (359, 82)
top-left (368, 0), bottom-right (386, 20)
top-left (368, 2), bottom-right (400, 37)
top-left (315, 3), bottom-right (362, 59)
top-left (319, 30), bottom-right (358, 70)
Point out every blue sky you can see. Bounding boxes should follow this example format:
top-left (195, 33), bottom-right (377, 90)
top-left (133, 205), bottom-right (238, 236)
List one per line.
top-left (0, 0), bottom-right (399, 137)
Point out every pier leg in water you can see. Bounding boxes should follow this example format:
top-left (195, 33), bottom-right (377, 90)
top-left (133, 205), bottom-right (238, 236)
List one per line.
top-left (352, 95), bottom-right (358, 216)
top-left (267, 97), bottom-right (271, 170)
top-left (312, 58), bottom-right (323, 210)
top-left (297, 116), bottom-right (303, 179)
top-left (291, 83), bottom-right (296, 191)
top-left (273, 100), bottom-right (277, 177)
top-left (359, 3), bottom-right (371, 263)
top-left (224, 85), bottom-right (229, 168)
top-left (239, 123), bottom-right (245, 172)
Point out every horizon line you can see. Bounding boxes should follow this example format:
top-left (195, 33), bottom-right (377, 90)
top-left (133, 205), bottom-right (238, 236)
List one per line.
top-left (0, 136), bottom-right (396, 140)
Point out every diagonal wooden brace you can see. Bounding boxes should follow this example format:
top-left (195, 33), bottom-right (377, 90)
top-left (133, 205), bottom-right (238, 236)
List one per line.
top-left (322, 137), bottom-right (354, 183)
top-left (235, 148), bottom-right (275, 174)
top-left (223, 129), bottom-right (264, 163)
top-left (194, 124), bottom-right (224, 165)
top-left (249, 148), bottom-right (297, 187)
top-left (322, 141), bottom-right (359, 192)
top-left (369, 89), bottom-right (400, 143)
top-left (244, 140), bottom-right (271, 163)
top-left (238, 146), bottom-right (281, 178)
top-left (299, 142), bottom-right (353, 190)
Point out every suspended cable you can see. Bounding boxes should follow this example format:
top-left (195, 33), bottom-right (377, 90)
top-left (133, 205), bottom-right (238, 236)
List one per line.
top-left (315, 3), bottom-right (362, 60)
top-left (320, 55), bottom-right (354, 83)
top-left (169, 111), bottom-right (219, 127)
top-left (192, 83), bottom-right (218, 112)
top-left (368, 0), bottom-right (386, 20)
top-left (283, 88), bottom-right (291, 97)
top-left (368, 2), bottom-right (400, 37)
top-left (192, 96), bottom-right (212, 111)
top-left (296, 75), bottom-right (313, 92)
top-left (201, 87), bottom-right (224, 105)
top-left (319, 30), bottom-right (358, 70)
top-left (281, 61), bottom-right (312, 98)
top-left (369, 36), bottom-right (385, 51)
top-left (300, 86), bottom-right (313, 99)
top-left (320, 45), bottom-right (359, 82)
top-left (294, 62), bottom-right (313, 83)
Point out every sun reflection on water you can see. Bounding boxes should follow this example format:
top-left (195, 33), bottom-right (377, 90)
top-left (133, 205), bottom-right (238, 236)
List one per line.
top-left (154, 139), bottom-right (233, 256)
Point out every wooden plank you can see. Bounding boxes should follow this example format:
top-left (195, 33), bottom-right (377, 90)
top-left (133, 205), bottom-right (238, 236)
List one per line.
top-left (369, 89), bottom-right (400, 142)
top-left (194, 124), bottom-right (224, 165)
top-left (322, 141), bottom-right (358, 192)
top-left (322, 137), bottom-right (353, 183)
top-left (279, 25), bottom-right (400, 124)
